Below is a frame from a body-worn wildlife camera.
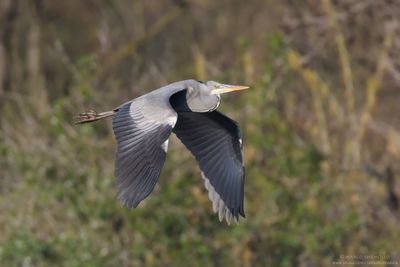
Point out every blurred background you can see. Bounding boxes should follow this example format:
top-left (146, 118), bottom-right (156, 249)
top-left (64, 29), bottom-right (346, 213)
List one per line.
top-left (1, 0), bottom-right (400, 266)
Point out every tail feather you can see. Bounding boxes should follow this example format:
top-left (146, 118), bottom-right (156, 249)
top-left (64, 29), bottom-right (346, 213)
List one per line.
top-left (74, 109), bottom-right (116, 124)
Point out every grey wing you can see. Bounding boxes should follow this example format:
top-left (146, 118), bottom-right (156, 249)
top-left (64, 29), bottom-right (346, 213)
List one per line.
top-left (172, 110), bottom-right (245, 224)
top-left (112, 97), bottom-right (177, 208)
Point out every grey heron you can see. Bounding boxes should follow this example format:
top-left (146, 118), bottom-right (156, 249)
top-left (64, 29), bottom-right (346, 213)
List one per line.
top-left (75, 80), bottom-right (249, 223)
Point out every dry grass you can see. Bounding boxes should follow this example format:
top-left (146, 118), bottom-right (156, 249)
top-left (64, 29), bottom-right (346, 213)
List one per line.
top-left (287, 1), bottom-right (399, 170)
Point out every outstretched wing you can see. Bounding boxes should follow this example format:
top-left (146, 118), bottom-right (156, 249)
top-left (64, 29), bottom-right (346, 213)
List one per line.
top-left (112, 95), bottom-right (178, 208)
top-left (173, 110), bottom-right (245, 223)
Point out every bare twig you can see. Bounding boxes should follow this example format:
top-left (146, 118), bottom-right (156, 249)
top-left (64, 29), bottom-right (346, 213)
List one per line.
top-left (287, 49), bottom-right (333, 155)
top-left (322, 0), bottom-right (355, 118)
top-left (354, 24), bottom-right (396, 163)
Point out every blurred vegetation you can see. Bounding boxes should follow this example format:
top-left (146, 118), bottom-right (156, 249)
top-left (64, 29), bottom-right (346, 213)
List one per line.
top-left (1, 0), bottom-right (400, 266)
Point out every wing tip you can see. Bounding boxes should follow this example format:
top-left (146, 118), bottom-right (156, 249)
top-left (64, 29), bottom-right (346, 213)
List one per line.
top-left (201, 171), bottom-right (246, 225)
top-left (118, 194), bottom-right (141, 209)
top-left (116, 185), bottom-right (144, 209)
top-left (221, 209), bottom-right (246, 225)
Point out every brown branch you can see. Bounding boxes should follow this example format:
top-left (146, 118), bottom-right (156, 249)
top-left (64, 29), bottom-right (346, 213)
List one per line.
top-left (364, 164), bottom-right (399, 212)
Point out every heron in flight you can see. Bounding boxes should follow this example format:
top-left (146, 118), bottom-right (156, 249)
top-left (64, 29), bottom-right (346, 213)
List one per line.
top-left (75, 80), bottom-right (249, 223)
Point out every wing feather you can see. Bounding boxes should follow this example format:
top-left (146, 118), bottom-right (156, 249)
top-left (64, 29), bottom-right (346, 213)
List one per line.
top-left (173, 111), bottom-right (245, 223)
top-left (112, 97), bottom-right (177, 208)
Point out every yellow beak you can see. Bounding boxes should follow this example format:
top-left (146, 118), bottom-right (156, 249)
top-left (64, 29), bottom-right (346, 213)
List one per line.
top-left (211, 84), bottom-right (250, 95)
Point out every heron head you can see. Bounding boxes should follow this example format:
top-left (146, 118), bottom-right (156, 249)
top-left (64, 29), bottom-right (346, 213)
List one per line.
top-left (183, 80), bottom-right (249, 112)
top-left (206, 81), bottom-right (249, 95)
